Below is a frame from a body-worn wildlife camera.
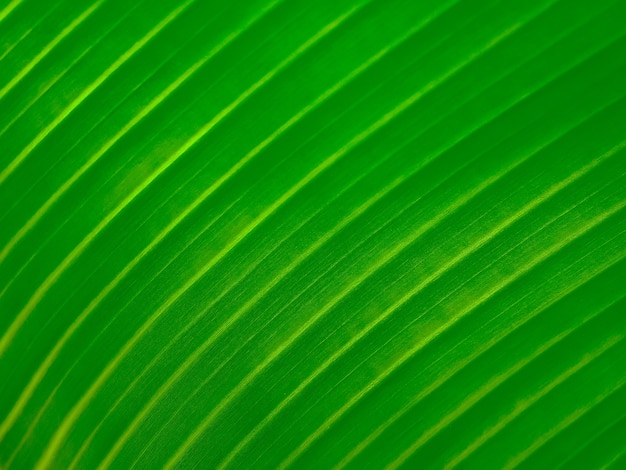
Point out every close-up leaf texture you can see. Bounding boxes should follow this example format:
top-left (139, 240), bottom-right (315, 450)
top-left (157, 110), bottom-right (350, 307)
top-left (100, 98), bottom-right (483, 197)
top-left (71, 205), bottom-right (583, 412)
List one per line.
top-left (1, 0), bottom-right (626, 468)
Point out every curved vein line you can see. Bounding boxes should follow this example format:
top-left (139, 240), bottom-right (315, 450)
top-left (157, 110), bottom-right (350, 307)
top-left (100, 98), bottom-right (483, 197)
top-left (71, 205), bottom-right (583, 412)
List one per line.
top-left (0, 0), bottom-right (291, 299)
top-left (0, 199), bottom-right (241, 444)
top-left (603, 451), bottom-right (626, 470)
top-left (343, 208), bottom-right (626, 465)
top-left (0, 0), bottom-right (355, 270)
top-left (0, 0), bottom-right (22, 25)
top-left (277, 184), bottom-right (619, 468)
top-left (440, 337), bottom-right (626, 470)
top-left (79, 21), bottom-right (626, 470)
top-left (0, 1), bottom-right (166, 258)
top-left (28, 6), bottom-right (367, 468)
top-left (2, 0), bottom-right (415, 447)
top-left (0, 0), bottom-right (195, 187)
top-left (65, 198), bottom-right (240, 470)
top-left (0, 27), bottom-right (32, 64)
top-left (0, 0), bottom-right (608, 412)
top-left (336, 265), bottom-right (626, 470)
top-left (0, 0), bottom-right (149, 154)
top-left (0, 0), bottom-right (304, 356)
top-left (425, 333), bottom-right (619, 470)
top-left (7, 0), bottom-right (608, 458)
top-left (382, 240), bottom-right (626, 470)
top-left (271, 156), bottom-right (626, 469)
top-left (4, 183), bottom-right (244, 466)
top-left (94, 46), bottom-right (482, 466)
top-left (505, 380), bottom-right (626, 470)
top-left (190, 60), bottom-right (619, 470)
top-left (216, 30), bottom-right (626, 466)
top-left (0, 0), bottom-right (68, 71)
top-left (0, 0), bottom-right (293, 440)
top-left (103, 176), bottom-right (402, 470)
top-left (214, 132), bottom-right (604, 468)
top-left (96, 4), bottom-right (549, 460)
top-left (2, 0), bottom-right (620, 466)
top-left (0, 17), bottom-right (249, 265)
top-left (0, 35), bottom-right (96, 142)
top-left (2, 0), bottom-right (607, 377)
top-left (386, 231), bottom-right (626, 470)
top-left (101, 50), bottom-right (626, 469)
top-left (0, 0), bottom-right (298, 232)
top-left (556, 404), bottom-right (626, 469)
top-left (85, 0), bottom-right (467, 391)
top-left (147, 23), bottom-right (528, 468)
top-left (221, 125), bottom-right (626, 467)
top-left (3, 379), bottom-right (62, 468)
top-left (0, 0), bottom-right (104, 102)
top-left (131, 108), bottom-right (530, 467)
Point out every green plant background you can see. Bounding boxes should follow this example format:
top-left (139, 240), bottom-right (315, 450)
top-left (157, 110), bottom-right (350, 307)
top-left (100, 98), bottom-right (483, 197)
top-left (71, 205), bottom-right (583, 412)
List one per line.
top-left (1, 0), bottom-right (625, 468)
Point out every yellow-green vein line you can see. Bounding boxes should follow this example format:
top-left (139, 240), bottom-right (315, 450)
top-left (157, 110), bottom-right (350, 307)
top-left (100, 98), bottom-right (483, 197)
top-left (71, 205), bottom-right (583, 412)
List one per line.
top-left (505, 380), bottom-right (626, 469)
top-left (0, 0), bottom-right (195, 186)
top-left (0, 0), bottom-right (289, 440)
top-left (0, 0), bottom-right (104, 102)
top-left (439, 338), bottom-right (626, 470)
top-left (28, 7), bottom-right (367, 468)
top-left (273, 155), bottom-right (626, 469)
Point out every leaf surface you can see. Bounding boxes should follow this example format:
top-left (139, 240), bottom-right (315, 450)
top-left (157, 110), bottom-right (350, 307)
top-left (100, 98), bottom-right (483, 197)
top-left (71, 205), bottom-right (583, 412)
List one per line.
top-left (1, 0), bottom-right (625, 468)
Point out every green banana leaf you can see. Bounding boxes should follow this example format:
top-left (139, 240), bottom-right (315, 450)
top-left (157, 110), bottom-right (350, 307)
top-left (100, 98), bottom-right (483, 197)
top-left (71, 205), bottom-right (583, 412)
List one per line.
top-left (1, 0), bottom-right (626, 468)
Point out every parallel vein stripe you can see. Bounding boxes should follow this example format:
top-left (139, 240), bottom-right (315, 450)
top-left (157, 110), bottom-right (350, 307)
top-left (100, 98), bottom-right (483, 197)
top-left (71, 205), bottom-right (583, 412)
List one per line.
top-left (214, 68), bottom-right (616, 468)
top-left (384, 235), bottom-right (626, 470)
top-left (0, 32), bottom-right (95, 143)
top-left (97, 6), bottom-right (556, 460)
top-left (0, 0), bottom-right (22, 25)
top-left (0, 27), bottom-right (31, 64)
top-left (29, 18), bottom-right (620, 466)
top-left (86, 22), bottom-right (523, 469)
top-left (174, 17), bottom-right (624, 456)
top-left (0, 0), bottom-right (312, 356)
top-left (40, 11), bottom-right (584, 458)
top-left (3, 380), bottom-right (63, 468)
top-left (0, 0), bottom-right (323, 233)
top-left (0, 0), bottom-right (620, 470)
top-left (556, 402), bottom-right (626, 469)
top-left (0, 0), bottom-right (289, 441)
top-left (0, 0), bottom-right (319, 236)
top-left (505, 381), bottom-right (626, 469)
top-left (1, 0), bottom-right (395, 449)
top-left (218, 103), bottom-right (617, 466)
top-left (67, 198), bottom-right (240, 470)
top-left (267, 155), bottom-right (626, 469)
top-left (403, 326), bottom-right (618, 470)
top-left (0, 0), bottom-right (282, 266)
top-left (176, 93), bottom-right (581, 470)
top-left (0, 0), bottom-right (295, 304)
top-left (0, 0), bottom-right (194, 187)
top-left (132, 105), bottom-right (536, 468)
top-left (261, 178), bottom-right (626, 468)
top-left (0, 0), bottom-right (104, 102)
top-left (99, 34), bottom-right (545, 459)
top-left (439, 338), bottom-right (626, 470)
top-left (213, 36), bottom-right (626, 466)
top-left (0, 0), bottom-right (147, 150)
top-left (0, 0), bottom-right (62, 71)
top-left (367, 230), bottom-right (626, 469)
top-left (5, 0), bottom-right (609, 395)
top-left (28, 6), bottom-right (367, 468)
top-left (100, 177), bottom-right (401, 470)
top-left (603, 452), bottom-right (626, 469)
top-left (64, 67), bottom-right (624, 458)
top-left (336, 264), bottom-right (626, 469)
